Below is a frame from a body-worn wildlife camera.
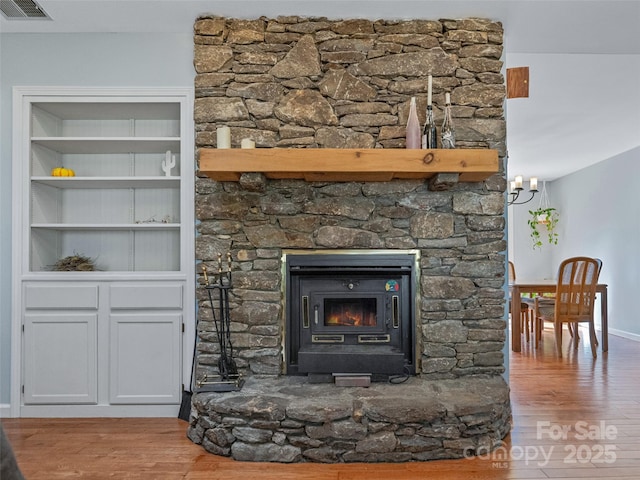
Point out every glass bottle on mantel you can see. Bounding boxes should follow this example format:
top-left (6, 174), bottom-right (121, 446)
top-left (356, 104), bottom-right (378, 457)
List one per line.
top-left (441, 92), bottom-right (456, 149)
top-left (422, 106), bottom-right (436, 149)
top-left (422, 75), bottom-right (437, 149)
top-left (405, 97), bottom-right (421, 149)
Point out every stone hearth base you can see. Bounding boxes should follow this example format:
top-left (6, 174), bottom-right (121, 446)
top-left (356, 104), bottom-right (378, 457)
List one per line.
top-left (186, 375), bottom-right (511, 463)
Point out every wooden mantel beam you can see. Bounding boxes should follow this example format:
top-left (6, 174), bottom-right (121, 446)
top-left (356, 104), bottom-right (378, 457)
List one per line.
top-left (198, 148), bottom-right (499, 183)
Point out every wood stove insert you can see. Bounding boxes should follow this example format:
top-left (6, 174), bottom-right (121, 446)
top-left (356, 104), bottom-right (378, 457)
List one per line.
top-left (283, 250), bottom-right (419, 377)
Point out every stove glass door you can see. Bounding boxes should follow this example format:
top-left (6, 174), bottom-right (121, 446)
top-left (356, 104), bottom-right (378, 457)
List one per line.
top-left (324, 297), bottom-right (377, 327)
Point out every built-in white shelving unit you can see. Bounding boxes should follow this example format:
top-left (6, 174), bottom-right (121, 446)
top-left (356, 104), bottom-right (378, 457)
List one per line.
top-left (27, 99), bottom-right (184, 273)
top-left (11, 87), bottom-right (195, 417)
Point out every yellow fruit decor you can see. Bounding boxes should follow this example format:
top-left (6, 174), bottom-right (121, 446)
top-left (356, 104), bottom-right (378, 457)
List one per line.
top-left (51, 167), bottom-right (76, 177)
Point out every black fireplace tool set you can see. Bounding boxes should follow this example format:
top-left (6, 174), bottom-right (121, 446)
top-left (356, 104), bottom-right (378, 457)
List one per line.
top-left (179, 253), bottom-right (243, 421)
top-left (199, 253), bottom-right (244, 392)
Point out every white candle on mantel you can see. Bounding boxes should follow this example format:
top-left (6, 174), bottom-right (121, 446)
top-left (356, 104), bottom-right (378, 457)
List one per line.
top-left (510, 181), bottom-right (517, 193)
top-left (427, 75), bottom-right (433, 106)
top-left (241, 138), bottom-right (255, 149)
top-left (514, 175), bottom-right (523, 189)
top-left (217, 126), bottom-right (231, 149)
top-left (529, 177), bottom-right (538, 191)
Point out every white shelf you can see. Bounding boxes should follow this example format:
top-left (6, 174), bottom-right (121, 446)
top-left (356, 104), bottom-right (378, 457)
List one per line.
top-left (32, 137), bottom-right (181, 154)
top-left (34, 102), bottom-right (180, 120)
top-left (31, 223), bottom-right (180, 230)
top-left (31, 176), bottom-right (181, 189)
top-left (23, 93), bottom-right (188, 273)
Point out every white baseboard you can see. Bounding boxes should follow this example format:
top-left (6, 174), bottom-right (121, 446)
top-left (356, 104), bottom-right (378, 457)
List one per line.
top-left (17, 404), bottom-right (180, 418)
top-left (0, 404), bottom-right (12, 418)
top-left (1, 402), bottom-right (179, 418)
top-left (608, 328), bottom-right (640, 342)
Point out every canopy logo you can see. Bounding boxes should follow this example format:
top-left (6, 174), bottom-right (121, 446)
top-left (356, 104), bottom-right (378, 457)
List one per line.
top-left (464, 420), bottom-right (618, 468)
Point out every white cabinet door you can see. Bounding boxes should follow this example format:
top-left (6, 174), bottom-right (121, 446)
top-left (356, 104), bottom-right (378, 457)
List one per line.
top-left (109, 313), bottom-right (181, 404)
top-left (23, 313), bottom-right (98, 404)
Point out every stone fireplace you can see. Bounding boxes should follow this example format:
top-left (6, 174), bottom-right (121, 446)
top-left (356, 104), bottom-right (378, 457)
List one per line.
top-left (188, 15), bottom-right (511, 463)
top-left (283, 250), bottom-right (418, 378)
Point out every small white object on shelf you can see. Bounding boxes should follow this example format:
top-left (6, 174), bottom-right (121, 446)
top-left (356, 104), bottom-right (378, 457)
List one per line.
top-left (241, 138), bottom-right (255, 149)
top-left (217, 126), bottom-right (231, 149)
top-left (162, 150), bottom-right (176, 176)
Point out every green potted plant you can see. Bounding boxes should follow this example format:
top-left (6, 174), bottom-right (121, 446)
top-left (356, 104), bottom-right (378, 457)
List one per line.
top-left (527, 207), bottom-right (559, 249)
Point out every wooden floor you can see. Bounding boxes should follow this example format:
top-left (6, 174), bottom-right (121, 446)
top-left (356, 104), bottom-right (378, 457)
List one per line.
top-left (3, 327), bottom-right (640, 479)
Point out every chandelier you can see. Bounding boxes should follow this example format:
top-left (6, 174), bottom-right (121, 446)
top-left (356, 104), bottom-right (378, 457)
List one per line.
top-left (508, 176), bottom-right (538, 205)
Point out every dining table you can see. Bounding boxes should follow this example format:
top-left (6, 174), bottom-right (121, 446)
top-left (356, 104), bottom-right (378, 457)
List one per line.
top-left (509, 280), bottom-right (608, 353)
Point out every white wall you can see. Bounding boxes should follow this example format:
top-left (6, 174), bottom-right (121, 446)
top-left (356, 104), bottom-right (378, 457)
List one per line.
top-left (0, 32), bottom-right (194, 406)
top-left (509, 147), bottom-right (640, 339)
top-left (507, 180), bottom-right (557, 281)
top-left (552, 148), bottom-right (640, 339)
top-left (506, 50), bottom-right (640, 340)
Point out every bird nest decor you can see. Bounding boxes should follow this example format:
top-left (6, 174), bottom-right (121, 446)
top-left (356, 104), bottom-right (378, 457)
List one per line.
top-left (51, 254), bottom-right (96, 271)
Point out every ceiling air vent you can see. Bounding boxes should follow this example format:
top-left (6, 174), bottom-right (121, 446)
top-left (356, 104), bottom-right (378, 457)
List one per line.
top-left (1, 0), bottom-right (50, 19)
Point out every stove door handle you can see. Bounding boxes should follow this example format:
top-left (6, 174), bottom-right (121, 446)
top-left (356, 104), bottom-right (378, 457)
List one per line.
top-left (392, 295), bottom-right (399, 328)
top-left (302, 296), bottom-right (309, 328)
top-left (314, 305), bottom-right (319, 325)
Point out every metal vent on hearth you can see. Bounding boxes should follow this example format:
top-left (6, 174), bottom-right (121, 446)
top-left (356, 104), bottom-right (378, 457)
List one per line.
top-left (1, 0), bottom-right (50, 19)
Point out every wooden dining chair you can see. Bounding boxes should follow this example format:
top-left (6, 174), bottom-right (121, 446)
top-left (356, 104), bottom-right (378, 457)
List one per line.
top-left (525, 258), bottom-right (603, 346)
top-left (508, 261), bottom-right (532, 341)
top-left (534, 257), bottom-right (600, 358)
top-left (534, 258), bottom-right (603, 344)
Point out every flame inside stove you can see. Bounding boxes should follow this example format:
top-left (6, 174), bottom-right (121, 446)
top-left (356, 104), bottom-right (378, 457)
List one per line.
top-left (325, 298), bottom-right (376, 327)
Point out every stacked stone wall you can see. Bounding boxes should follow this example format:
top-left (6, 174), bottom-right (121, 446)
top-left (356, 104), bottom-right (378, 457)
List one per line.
top-left (193, 15), bottom-right (508, 381)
